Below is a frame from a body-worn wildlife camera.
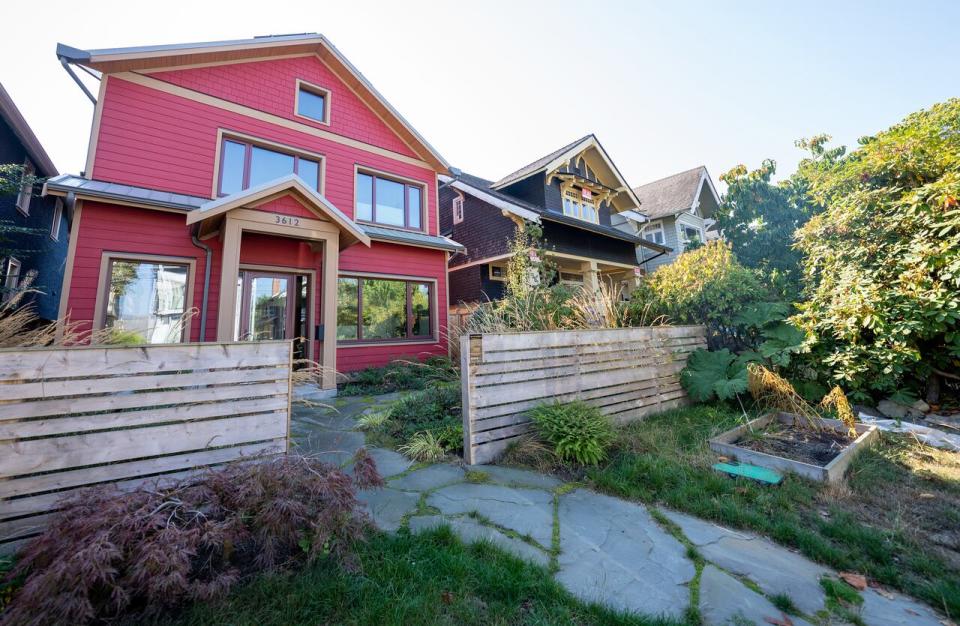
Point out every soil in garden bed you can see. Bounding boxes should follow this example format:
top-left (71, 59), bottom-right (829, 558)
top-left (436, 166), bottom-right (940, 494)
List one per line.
top-left (736, 422), bottom-right (852, 467)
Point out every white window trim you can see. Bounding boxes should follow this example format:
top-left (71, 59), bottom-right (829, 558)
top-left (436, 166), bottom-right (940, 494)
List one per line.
top-left (2, 257), bottom-right (22, 303)
top-left (562, 188), bottom-right (600, 224)
top-left (15, 159), bottom-right (33, 216)
top-left (452, 194), bottom-right (464, 225)
top-left (642, 220), bottom-right (665, 245)
top-left (50, 199), bottom-right (64, 241)
top-left (488, 263), bottom-right (507, 282)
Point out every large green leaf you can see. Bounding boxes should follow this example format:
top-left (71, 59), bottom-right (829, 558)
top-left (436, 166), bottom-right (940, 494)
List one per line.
top-left (733, 302), bottom-right (790, 330)
top-left (759, 322), bottom-right (807, 367)
top-left (680, 348), bottom-right (748, 403)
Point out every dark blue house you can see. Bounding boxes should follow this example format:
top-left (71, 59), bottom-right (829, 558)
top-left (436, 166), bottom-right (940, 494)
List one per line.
top-left (1, 82), bottom-right (68, 322)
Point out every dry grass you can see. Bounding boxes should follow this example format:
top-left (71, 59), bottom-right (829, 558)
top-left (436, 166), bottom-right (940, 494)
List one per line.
top-left (747, 363), bottom-right (823, 431)
top-left (501, 434), bottom-right (559, 473)
top-left (820, 385), bottom-right (858, 438)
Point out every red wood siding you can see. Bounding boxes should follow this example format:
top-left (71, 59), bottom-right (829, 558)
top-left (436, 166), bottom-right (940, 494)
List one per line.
top-left (92, 76), bottom-right (439, 235)
top-left (255, 195), bottom-right (319, 219)
top-left (149, 56), bottom-right (416, 158)
top-left (66, 201), bottom-right (216, 342)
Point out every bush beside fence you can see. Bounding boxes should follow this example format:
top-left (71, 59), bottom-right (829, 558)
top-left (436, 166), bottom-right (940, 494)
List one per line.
top-left (460, 326), bottom-right (707, 464)
top-left (0, 341), bottom-right (292, 554)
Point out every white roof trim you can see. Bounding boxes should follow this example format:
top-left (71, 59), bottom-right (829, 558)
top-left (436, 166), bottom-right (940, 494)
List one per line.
top-left (691, 170), bottom-right (721, 213)
top-left (440, 175), bottom-right (540, 223)
top-left (618, 209), bottom-right (648, 225)
top-left (498, 135), bottom-right (643, 210)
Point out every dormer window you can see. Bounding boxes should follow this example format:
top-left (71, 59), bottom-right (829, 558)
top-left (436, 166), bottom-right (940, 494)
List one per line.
top-left (562, 188), bottom-right (599, 224)
top-left (295, 80), bottom-right (330, 125)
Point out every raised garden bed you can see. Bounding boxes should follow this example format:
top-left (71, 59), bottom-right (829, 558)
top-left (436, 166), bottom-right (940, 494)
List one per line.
top-left (708, 412), bottom-right (879, 483)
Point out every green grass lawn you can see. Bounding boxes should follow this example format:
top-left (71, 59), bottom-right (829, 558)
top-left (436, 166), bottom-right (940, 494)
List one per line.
top-left (157, 527), bottom-right (677, 626)
top-left (585, 404), bottom-right (960, 617)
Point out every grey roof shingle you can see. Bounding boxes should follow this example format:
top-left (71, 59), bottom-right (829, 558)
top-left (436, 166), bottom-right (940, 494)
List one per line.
top-left (491, 135), bottom-right (593, 189)
top-left (632, 167), bottom-right (706, 219)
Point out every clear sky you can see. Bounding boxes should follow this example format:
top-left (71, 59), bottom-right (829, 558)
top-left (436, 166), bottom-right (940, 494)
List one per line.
top-left (3, 0), bottom-right (957, 189)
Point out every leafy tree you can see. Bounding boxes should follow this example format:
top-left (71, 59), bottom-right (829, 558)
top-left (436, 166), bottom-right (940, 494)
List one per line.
top-left (794, 98), bottom-right (960, 401)
top-left (715, 159), bottom-right (819, 298)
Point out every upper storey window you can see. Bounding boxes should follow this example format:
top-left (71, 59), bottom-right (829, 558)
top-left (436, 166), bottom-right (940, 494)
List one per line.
top-left (295, 80), bottom-right (330, 125)
top-left (562, 188), bottom-right (599, 224)
top-left (219, 138), bottom-right (321, 196)
top-left (356, 171), bottom-right (424, 231)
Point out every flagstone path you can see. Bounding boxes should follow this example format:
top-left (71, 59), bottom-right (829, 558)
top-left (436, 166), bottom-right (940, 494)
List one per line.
top-left (291, 390), bottom-right (947, 626)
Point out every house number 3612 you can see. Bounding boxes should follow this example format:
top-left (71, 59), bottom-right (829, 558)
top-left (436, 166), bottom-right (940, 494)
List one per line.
top-left (274, 215), bottom-right (301, 226)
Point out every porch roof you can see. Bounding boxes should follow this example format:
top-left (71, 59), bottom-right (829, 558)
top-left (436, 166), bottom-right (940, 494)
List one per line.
top-left (44, 174), bottom-right (465, 253)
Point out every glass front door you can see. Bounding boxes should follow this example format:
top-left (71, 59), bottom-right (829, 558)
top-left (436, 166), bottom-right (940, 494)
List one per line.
top-left (236, 272), bottom-right (310, 358)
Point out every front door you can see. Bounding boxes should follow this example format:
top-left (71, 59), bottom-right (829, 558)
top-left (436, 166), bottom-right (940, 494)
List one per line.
top-left (236, 270), bottom-right (310, 359)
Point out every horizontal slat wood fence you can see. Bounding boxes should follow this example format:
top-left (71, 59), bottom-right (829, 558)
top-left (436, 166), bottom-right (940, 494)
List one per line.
top-left (0, 341), bottom-right (292, 554)
top-left (460, 326), bottom-right (706, 464)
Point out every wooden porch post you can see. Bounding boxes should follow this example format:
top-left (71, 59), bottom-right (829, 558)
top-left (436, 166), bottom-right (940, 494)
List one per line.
top-left (216, 218), bottom-right (243, 341)
top-left (321, 235), bottom-right (339, 390)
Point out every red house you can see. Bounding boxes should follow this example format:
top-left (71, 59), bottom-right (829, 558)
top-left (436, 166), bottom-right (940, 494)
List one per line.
top-left (45, 34), bottom-right (462, 391)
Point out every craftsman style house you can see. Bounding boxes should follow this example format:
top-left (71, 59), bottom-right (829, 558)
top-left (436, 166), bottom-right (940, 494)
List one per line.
top-left (440, 135), bottom-right (669, 311)
top-left (1, 82), bottom-right (69, 321)
top-left (45, 34), bottom-right (462, 389)
top-left (632, 166), bottom-right (721, 271)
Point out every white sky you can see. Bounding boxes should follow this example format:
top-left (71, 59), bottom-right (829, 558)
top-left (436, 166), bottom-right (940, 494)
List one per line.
top-left (3, 0), bottom-right (957, 189)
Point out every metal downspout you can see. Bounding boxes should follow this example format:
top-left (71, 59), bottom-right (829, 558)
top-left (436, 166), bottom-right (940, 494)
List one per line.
top-left (190, 225), bottom-right (212, 341)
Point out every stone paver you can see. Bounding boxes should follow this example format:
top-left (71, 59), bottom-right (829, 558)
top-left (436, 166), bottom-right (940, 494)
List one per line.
top-left (409, 515), bottom-right (550, 567)
top-left (859, 588), bottom-right (944, 626)
top-left (556, 489), bottom-right (694, 620)
top-left (465, 464), bottom-right (561, 490)
top-left (362, 448), bottom-right (411, 478)
top-left (664, 509), bottom-right (828, 616)
top-left (388, 464), bottom-right (465, 491)
top-left (428, 483), bottom-right (554, 548)
top-left (291, 390), bottom-right (947, 626)
top-left (356, 488), bottom-right (419, 532)
top-left (699, 565), bottom-right (813, 626)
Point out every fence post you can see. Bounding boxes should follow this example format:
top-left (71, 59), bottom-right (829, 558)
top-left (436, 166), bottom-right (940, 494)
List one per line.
top-left (460, 334), bottom-right (481, 465)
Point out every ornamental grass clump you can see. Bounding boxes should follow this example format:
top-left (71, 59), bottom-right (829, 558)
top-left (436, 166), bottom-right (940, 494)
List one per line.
top-left (528, 401), bottom-right (615, 466)
top-left (1, 452), bottom-right (382, 625)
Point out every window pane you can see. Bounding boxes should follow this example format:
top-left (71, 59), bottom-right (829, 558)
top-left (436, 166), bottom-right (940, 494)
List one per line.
top-left (297, 88), bottom-right (326, 122)
top-left (336, 278), bottom-right (359, 340)
top-left (220, 140), bottom-right (246, 194)
top-left (106, 260), bottom-right (188, 344)
top-left (249, 146), bottom-right (295, 187)
top-left (411, 283), bottom-right (431, 337)
top-left (356, 173), bottom-right (373, 221)
top-left (297, 158), bottom-right (320, 191)
top-left (375, 177), bottom-right (405, 226)
top-left (407, 186), bottom-right (422, 229)
top-left (361, 278), bottom-right (406, 339)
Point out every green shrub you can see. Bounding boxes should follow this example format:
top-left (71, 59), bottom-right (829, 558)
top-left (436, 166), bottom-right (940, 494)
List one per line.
top-left (629, 241), bottom-right (772, 350)
top-left (339, 357), bottom-right (458, 396)
top-left (385, 382), bottom-right (463, 455)
top-left (397, 431), bottom-right (447, 462)
top-left (528, 401), bottom-right (614, 466)
top-left (795, 99), bottom-right (960, 399)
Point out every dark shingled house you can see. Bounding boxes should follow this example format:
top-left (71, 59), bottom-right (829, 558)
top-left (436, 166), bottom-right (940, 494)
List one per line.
top-left (439, 134), bottom-right (671, 314)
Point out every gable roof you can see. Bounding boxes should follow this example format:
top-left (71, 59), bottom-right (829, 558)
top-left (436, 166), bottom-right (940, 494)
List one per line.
top-left (186, 174), bottom-right (369, 247)
top-left (446, 171), bottom-right (669, 252)
top-left (0, 82), bottom-right (57, 177)
top-left (632, 166), bottom-right (720, 220)
top-left (490, 134), bottom-right (643, 211)
top-left (56, 34), bottom-right (449, 173)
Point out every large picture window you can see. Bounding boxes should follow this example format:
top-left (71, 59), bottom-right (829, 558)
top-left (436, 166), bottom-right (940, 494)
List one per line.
top-left (355, 171), bottom-right (424, 231)
top-left (103, 258), bottom-right (190, 344)
top-left (337, 276), bottom-right (432, 342)
top-left (218, 138), bottom-right (321, 196)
